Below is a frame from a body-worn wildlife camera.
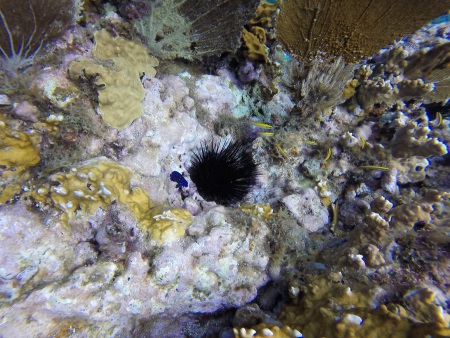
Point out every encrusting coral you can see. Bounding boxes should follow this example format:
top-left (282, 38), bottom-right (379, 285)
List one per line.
top-left (249, 0), bottom-right (280, 28)
top-left (140, 205), bottom-right (193, 245)
top-left (69, 29), bottom-right (159, 130)
top-left (0, 119), bottom-right (40, 174)
top-left (47, 159), bottom-right (154, 223)
top-left (0, 117), bottom-right (41, 203)
top-left (234, 323), bottom-right (303, 338)
top-left (45, 158), bottom-right (194, 245)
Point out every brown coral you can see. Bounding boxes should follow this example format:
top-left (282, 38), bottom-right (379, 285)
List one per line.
top-left (242, 28), bottom-right (268, 62)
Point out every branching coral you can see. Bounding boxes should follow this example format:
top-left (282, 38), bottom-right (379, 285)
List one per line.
top-left (351, 38), bottom-right (450, 108)
top-left (275, 273), bottom-right (450, 338)
top-left (390, 120), bottom-right (448, 158)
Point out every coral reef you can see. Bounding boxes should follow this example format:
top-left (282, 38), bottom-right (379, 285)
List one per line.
top-left (0, 2), bottom-right (449, 337)
top-left (234, 323), bottom-right (302, 338)
top-left (0, 203), bottom-right (270, 336)
top-left (275, 275), bottom-right (450, 337)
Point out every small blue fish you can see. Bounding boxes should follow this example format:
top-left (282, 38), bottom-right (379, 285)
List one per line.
top-left (170, 171), bottom-right (188, 189)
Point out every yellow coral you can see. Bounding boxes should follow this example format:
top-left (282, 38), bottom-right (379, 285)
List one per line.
top-left (47, 160), bottom-right (154, 223)
top-left (239, 203), bottom-right (273, 220)
top-left (343, 79), bottom-right (359, 99)
top-left (46, 160), bottom-right (192, 244)
top-left (140, 206), bottom-right (193, 245)
top-left (405, 288), bottom-right (450, 327)
top-left (0, 119), bottom-right (41, 203)
top-left (0, 120), bottom-right (40, 174)
top-left (242, 28), bottom-right (268, 62)
top-left (249, 1), bottom-right (280, 28)
top-left (69, 30), bottom-right (159, 130)
top-left (278, 274), bottom-right (450, 338)
top-left (389, 203), bottom-right (433, 229)
top-left (251, 26), bottom-right (267, 44)
top-left (234, 323), bottom-right (302, 338)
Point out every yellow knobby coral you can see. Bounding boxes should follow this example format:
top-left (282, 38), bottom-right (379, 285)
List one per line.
top-left (69, 30), bottom-right (159, 130)
top-left (234, 323), bottom-right (302, 338)
top-left (278, 274), bottom-right (450, 338)
top-left (389, 203), bottom-right (433, 229)
top-left (242, 28), bottom-right (268, 62)
top-left (251, 26), bottom-right (267, 44)
top-left (239, 203), bottom-right (274, 220)
top-left (404, 288), bottom-right (450, 328)
top-left (0, 120), bottom-right (40, 174)
top-left (139, 205), bottom-right (193, 245)
top-left (0, 119), bottom-right (41, 203)
top-left (343, 79), bottom-right (359, 99)
top-left (47, 160), bottom-right (154, 224)
top-left (46, 160), bottom-right (192, 244)
top-left (249, 1), bottom-right (280, 28)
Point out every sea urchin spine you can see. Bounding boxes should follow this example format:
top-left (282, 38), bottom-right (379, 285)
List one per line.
top-left (188, 139), bottom-right (259, 206)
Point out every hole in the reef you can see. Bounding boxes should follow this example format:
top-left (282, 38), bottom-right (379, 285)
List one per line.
top-left (413, 221), bottom-right (426, 231)
top-left (415, 165), bottom-right (424, 171)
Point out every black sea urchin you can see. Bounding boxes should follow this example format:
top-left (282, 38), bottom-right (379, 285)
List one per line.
top-left (188, 139), bottom-right (259, 206)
